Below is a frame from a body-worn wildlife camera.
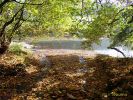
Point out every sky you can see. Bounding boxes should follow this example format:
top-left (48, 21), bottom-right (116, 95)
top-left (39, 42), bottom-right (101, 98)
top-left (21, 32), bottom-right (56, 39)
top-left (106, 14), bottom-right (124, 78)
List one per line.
top-left (91, 0), bottom-right (133, 6)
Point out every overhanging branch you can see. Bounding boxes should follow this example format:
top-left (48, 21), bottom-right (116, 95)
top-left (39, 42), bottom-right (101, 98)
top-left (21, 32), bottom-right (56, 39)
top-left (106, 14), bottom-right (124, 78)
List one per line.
top-left (108, 47), bottom-right (126, 57)
top-left (109, 4), bottom-right (133, 25)
top-left (0, 0), bottom-right (10, 9)
top-left (0, 5), bottom-right (24, 37)
top-left (12, 0), bottom-right (44, 5)
top-left (0, 0), bottom-right (11, 14)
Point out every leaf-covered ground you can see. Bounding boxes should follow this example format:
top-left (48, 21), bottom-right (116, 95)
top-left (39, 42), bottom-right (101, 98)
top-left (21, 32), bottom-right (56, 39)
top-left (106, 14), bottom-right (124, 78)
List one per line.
top-left (0, 53), bottom-right (133, 100)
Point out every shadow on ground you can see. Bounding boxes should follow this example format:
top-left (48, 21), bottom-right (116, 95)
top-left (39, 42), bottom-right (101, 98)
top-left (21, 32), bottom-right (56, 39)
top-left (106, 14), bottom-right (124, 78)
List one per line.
top-left (0, 54), bottom-right (133, 100)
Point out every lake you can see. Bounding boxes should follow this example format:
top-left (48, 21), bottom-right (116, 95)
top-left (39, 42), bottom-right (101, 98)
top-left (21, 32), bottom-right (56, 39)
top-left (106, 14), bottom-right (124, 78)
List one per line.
top-left (29, 38), bottom-right (133, 58)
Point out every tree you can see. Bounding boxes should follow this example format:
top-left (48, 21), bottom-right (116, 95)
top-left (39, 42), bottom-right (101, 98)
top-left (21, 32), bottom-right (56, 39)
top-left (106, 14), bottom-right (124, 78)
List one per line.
top-left (1, 0), bottom-right (132, 55)
top-left (0, 0), bottom-right (44, 54)
top-left (70, 0), bottom-right (133, 48)
top-left (35, 0), bottom-right (78, 37)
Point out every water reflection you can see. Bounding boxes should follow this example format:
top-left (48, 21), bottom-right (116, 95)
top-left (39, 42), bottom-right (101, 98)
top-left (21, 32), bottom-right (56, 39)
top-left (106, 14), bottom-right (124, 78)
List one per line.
top-left (31, 38), bottom-right (133, 58)
top-left (92, 38), bottom-right (133, 58)
top-left (33, 40), bottom-right (83, 50)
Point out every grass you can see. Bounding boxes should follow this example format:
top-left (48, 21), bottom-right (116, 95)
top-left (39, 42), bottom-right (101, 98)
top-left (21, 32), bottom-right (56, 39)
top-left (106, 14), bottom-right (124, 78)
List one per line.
top-left (9, 44), bottom-right (24, 55)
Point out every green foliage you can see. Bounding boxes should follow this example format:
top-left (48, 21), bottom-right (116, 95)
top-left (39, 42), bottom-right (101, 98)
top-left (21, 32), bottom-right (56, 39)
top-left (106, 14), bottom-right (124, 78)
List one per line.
top-left (0, 0), bottom-right (133, 50)
top-left (110, 5), bottom-right (133, 47)
top-left (69, 0), bottom-right (133, 48)
top-left (9, 44), bottom-right (23, 55)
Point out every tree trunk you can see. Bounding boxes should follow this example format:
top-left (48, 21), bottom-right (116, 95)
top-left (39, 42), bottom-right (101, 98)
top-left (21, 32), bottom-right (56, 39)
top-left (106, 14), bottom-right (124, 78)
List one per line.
top-left (0, 42), bottom-right (9, 54)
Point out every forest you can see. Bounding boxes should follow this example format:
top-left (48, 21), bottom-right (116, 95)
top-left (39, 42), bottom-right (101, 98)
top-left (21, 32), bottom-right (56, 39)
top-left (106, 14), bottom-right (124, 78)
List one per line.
top-left (0, 0), bottom-right (133, 99)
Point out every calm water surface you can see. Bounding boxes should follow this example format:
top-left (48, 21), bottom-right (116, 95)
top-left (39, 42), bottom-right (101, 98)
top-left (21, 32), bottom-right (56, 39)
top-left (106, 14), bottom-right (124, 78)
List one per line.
top-left (32, 38), bottom-right (133, 58)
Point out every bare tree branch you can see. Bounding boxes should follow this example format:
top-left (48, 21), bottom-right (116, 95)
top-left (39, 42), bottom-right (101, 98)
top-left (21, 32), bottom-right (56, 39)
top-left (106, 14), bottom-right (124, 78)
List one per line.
top-left (0, 5), bottom-right (24, 37)
top-left (0, 0), bottom-right (43, 14)
top-left (109, 4), bottom-right (133, 25)
top-left (76, 0), bottom-right (84, 28)
top-left (108, 47), bottom-right (126, 57)
top-left (12, 0), bottom-right (44, 5)
top-left (0, 0), bottom-right (11, 14)
top-left (11, 5), bottom-right (25, 33)
top-left (96, 0), bottom-right (103, 7)
top-left (0, 0), bottom-right (10, 9)
top-left (9, 5), bottom-right (27, 41)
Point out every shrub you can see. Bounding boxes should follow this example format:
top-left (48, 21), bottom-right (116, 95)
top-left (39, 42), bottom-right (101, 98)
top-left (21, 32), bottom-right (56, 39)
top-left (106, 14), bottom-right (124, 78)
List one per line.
top-left (9, 44), bottom-right (24, 55)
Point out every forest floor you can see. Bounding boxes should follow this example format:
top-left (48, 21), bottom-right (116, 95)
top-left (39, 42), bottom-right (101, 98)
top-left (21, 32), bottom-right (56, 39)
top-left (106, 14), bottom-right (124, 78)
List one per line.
top-left (0, 52), bottom-right (133, 100)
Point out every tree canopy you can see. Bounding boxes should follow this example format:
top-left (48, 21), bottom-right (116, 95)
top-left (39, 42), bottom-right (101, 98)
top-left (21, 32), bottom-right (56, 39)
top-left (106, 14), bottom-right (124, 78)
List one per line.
top-left (70, 0), bottom-right (133, 48)
top-left (0, 0), bottom-right (133, 54)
